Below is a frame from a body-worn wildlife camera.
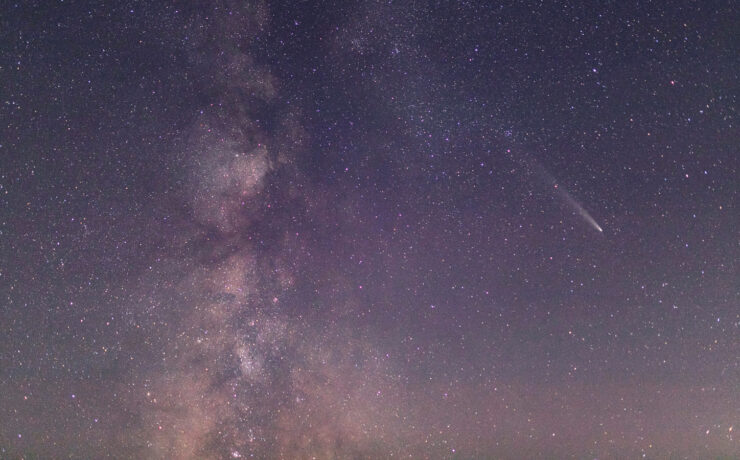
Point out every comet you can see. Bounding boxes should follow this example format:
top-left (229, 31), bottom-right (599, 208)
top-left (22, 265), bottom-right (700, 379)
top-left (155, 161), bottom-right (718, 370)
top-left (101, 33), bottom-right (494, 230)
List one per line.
top-left (508, 148), bottom-right (604, 233)
top-left (556, 184), bottom-right (603, 233)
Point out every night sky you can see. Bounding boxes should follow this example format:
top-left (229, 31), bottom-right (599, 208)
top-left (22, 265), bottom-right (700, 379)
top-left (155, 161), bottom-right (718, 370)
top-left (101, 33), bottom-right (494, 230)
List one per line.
top-left (1, 1), bottom-right (738, 458)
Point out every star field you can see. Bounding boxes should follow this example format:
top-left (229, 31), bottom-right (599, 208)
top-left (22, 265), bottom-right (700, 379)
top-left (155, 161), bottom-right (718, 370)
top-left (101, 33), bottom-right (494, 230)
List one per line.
top-left (0, 1), bottom-right (737, 458)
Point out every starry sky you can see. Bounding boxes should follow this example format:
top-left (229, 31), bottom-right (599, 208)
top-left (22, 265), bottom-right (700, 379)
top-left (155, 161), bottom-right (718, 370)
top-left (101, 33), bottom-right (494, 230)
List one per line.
top-left (1, 1), bottom-right (738, 458)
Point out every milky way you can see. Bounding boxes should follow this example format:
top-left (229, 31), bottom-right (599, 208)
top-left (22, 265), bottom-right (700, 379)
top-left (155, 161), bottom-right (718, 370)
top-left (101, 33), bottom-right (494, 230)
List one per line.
top-left (1, 1), bottom-right (738, 458)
